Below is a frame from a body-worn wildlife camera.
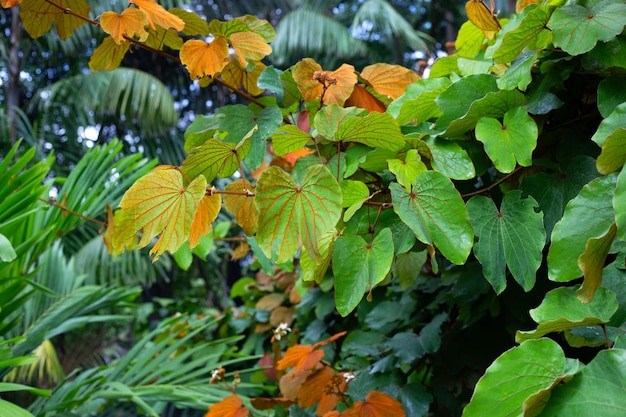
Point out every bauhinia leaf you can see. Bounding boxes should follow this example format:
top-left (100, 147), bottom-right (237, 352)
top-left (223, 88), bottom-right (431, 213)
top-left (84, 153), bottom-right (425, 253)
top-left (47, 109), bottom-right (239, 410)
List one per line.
top-left (112, 168), bottom-right (207, 261)
top-left (467, 191), bottom-right (545, 294)
top-left (271, 125), bottom-right (312, 156)
top-left (463, 338), bottom-right (573, 417)
top-left (222, 179), bottom-right (258, 236)
top-left (89, 37), bottom-right (130, 72)
top-left (332, 228), bottom-right (394, 316)
top-left (390, 171), bottom-right (474, 265)
top-left (387, 149), bottom-right (427, 192)
top-left (360, 63), bottom-right (420, 100)
top-left (292, 58), bottom-right (357, 106)
top-left (493, 5), bottom-right (552, 64)
top-left (343, 390), bottom-right (406, 417)
top-left (340, 180), bottom-right (370, 221)
top-left (129, 0), bottom-right (184, 31)
top-left (206, 394), bottom-right (250, 417)
top-left (188, 192), bottom-right (221, 248)
top-left (314, 104), bottom-right (366, 141)
top-left (475, 106), bottom-right (538, 174)
top-left (336, 112), bottom-right (406, 152)
top-left (616, 167), bottom-right (626, 241)
top-left (577, 223), bottom-right (617, 303)
top-left (229, 31), bottom-right (272, 67)
top-left (547, 174), bottom-right (617, 282)
top-left (221, 59), bottom-right (266, 96)
top-left (20, 0), bottom-right (90, 40)
top-left (255, 165), bottom-right (342, 264)
top-left (465, 0), bottom-right (501, 33)
top-left (100, 9), bottom-right (148, 44)
top-left (516, 287), bottom-right (618, 343)
top-left (179, 38), bottom-right (229, 79)
top-left (181, 136), bottom-right (252, 183)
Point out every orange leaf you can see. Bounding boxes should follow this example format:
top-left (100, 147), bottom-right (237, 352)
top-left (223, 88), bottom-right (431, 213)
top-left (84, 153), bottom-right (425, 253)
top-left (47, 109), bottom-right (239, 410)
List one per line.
top-left (20, 0), bottom-right (90, 40)
top-left (322, 412), bottom-right (341, 417)
top-left (280, 369), bottom-right (313, 400)
top-left (277, 345), bottom-right (324, 372)
top-left (343, 391), bottom-right (405, 417)
top-left (89, 37), bottom-right (130, 71)
top-left (205, 395), bottom-right (250, 417)
top-left (250, 397), bottom-right (294, 411)
top-left (129, 0), bottom-right (184, 31)
top-left (313, 331), bottom-right (347, 349)
top-left (111, 167), bottom-right (207, 261)
top-left (345, 85), bottom-right (386, 113)
top-left (222, 179), bottom-right (258, 236)
top-left (516, 0), bottom-right (538, 13)
top-left (100, 8), bottom-right (148, 44)
top-left (229, 31), bottom-right (272, 67)
top-left (282, 148), bottom-right (315, 167)
top-left (1, 0), bottom-right (21, 7)
top-left (180, 38), bottom-right (229, 79)
top-left (189, 193), bottom-right (221, 248)
top-left (231, 241), bottom-right (250, 261)
top-left (465, 0), bottom-right (501, 32)
top-left (293, 58), bottom-right (357, 106)
top-left (298, 366), bottom-right (334, 408)
top-left (221, 59), bottom-right (266, 96)
top-left (360, 63), bottom-right (420, 100)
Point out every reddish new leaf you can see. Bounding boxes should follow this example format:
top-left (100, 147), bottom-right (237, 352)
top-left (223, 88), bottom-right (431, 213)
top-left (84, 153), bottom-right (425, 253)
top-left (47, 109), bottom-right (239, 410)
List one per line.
top-left (205, 395), bottom-right (249, 417)
top-left (277, 344), bottom-right (324, 372)
top-left (297, 366), bottom-right (334, 408)
top-left (292, 58), bottom-right (357, 106)
top-left (345, 85), bottom-right (387, 113)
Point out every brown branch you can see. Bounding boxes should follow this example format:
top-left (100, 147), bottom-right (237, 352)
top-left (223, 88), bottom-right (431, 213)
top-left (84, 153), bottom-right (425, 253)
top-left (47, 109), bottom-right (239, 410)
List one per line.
top-left (461, 166), bottom-right (523, 199)
top-left (40, 198), bottom-right (106, 227)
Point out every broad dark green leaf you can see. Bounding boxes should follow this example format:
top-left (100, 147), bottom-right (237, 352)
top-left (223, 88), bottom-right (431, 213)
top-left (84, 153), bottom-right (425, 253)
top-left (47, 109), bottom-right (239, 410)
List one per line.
top-left (590, 35), bottom-right (626, 70)
top-left (390, 171), bottom-right (474, 265)
top-left (435, 74), bottom-right (498, 131)
top-left (475, 106), bottom-right (538, 173)
top-left (336, 112), bottom-right (406, 152)
top-left (333, 228), bottom-right (394, 316)
top-left (246, 106), bottom-right (283, 169)
top-left (547, 174), bottom-right (617, 282)
top-left (540, 349), bottom-right (626, 417)
top-left (257, 66), bottom-right (284, 104)
top-left (516, 287), bottom-right (618, 343)
top-left (463, 338), bottom-right (574, 417)
top-left (549, 1), bottom-right (626, 56)
top-left (597, 76), bottom-right (626, 118)
top-left (216, 104), bottom-right (257, 144)
top-left (183, 113), bottom-right (221, 152)
top-left (493, 5), bottom-right (552, 64)
top-left (393, 251), bottom-right (428, 290)
top-left (256, 165), bottom-right (341, 264)
top-left (468, 191), bottom-right (545, 294)
top-left (425, 137), bottom-right (476, 180)
top-left (385, 313), bottom-right (446, 365)
top-left (616, 167), bottom-right (626, 241)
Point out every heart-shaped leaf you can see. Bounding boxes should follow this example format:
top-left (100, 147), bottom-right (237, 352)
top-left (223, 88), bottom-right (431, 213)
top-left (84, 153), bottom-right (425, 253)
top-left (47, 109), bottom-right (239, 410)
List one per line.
top-left (180, 37), bottom-right (229, 79)
top-left (100, 8), bottom-right (149, 44)
top-left (222, 179), bottom-right (258, 236)
top-left (181, 136), bottom-right (252, 182)
top-left (89, 37), bottom-right (130, 72)
top-left (314, 104), bottom-right (366, 141)
top-left (360, 63), bottom-right (420, 100)
top-left (129, 0), bottom-right (184, 31)
top-left (292, 58), bottom-right (356, 106)
top-left (336, 112), bottom-right (406, 152)
top-left (387, 149), bottom-right (427, 191)
top-left (20, 0), bottom-right (90, 40)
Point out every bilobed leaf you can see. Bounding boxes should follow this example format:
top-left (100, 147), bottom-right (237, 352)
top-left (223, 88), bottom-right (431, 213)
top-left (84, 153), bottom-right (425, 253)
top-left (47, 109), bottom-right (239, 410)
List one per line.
top-left (462, 338), bottom-right (570, 417)
top-left (256, 165), bottom-right (342, 264)
top-left (271, 125), bottom-right (312, 156)
top-left (222, 179), bottom-right (258, 236)
top-left (456, 21), bottom-right (487, 58)
top-left (388, 78), bottom-right (450, 125)
top-left (616, 168), bottom-right (626, 241)
top-left (336, 112), bottom-right (406, 152)
top-left (171, 8), bottom-right (208, 36)
top-left (188, 193), bottom-right (221, 248)
top-left (206, 394), bottom-right (250, 417)
top-left (333, 228), bottom-right (394, 317)
top-left (577, 223), bottom-right (617, 303)
top-left (547, 174), bottom-right (617, 282)
top-left (221, 59), bottom-right (266, 96)
top-left (465, 0), bottom-right (501, 32)
top-left (129, 0), bottom-right (184, 31)
top-left (549, 1), bottom-right (626, 56)
top-left (539, 349), bottom-right (626, 417)
top-left (360, 63), bottom-right (420, 100)
top-left (344, 391), bottom-right (406, 417)
top-left (100, 9), bottom-right (148, 44)
top-left (425, 138), bottom-right (476, 180)
top-left (20, 0), bottom-right (90, 40)
top-left (89, 37), bottom-right (130, 71)
top-left (493, 5), bottom-right (552, 64)
top-left (467, 191), bottom-right (545, 294)
top-left (387, 149), bottom-right (427, 191)
top-left (229, 31), bottom-right (272, 67)
top-left (179, 38), bottom-right (229, 79)
top-left (340, 180), bottom-right (370, 221)
top-left (292, 58), bottom-right (357, 106)
top-left (476, 107), bottom-right (538, 173)
top-left (516, 287), bottom-right (618, 343)
top-left (181, 136), bottom-right (251, 183)
top-left (390, 171), bottom-right (474, 265)
top-left (112, 168), bottom-right (207, 261)
top-left (314, 105), bottom-right (366, 141)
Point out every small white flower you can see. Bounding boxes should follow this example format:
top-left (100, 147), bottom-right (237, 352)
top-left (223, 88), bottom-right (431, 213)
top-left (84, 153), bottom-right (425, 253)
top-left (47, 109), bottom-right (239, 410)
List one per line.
top-left (273, 322), bottom-right (292, 340)
top-left (343, 372), bottom-right (357, 383)
top-left (211, 369), bottom-right (221, 380)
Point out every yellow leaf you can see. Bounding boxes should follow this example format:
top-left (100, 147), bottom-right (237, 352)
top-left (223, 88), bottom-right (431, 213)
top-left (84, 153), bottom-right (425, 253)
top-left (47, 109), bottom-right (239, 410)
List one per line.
top-left (89, 37), bottom-right (130, 72)
top-left (221, 59), bottom-right (266, 96)
top-left (292, 58), bottom-right (357, 106)
top-left (465, 0), bottom-right (501, 33)
top-left (360, 63), bottom-right (420, 100)
top-left (129, 0), bottom-right (184, 31)
top-left (20, 0), bottom-right (90, 40)
top-left (189, 192), bottom-right (221, 248)
top-left (103, 203), bottom-right (115, 254)
top-left (100, 8), bottom-right (148, 44)
top-left (231, 241), bottom-right (250, 261)
top-left (180, 38), bottom-right (229, 79)
top-left (222, 179), bottom-right (258, 236)
top-left (1, 0), bottom-right (21, 7)
top-left (112, 167), bottom-right (207, 262)
top-left (205, 395), bottom-right (250, 417)
top-left (229, 31), bottom-right (272, 67)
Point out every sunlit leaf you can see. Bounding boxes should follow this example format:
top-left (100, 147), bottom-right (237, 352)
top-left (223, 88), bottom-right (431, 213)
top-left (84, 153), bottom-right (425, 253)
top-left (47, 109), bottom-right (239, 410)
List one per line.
top-left (180, 38), bottom-right (229, 79)
top-left (467, 191), bottom-right (546, 294)
top-left (314, 105), bottom-right (366, 142)
top-left (188, 192), bottom-right (221, 248)
top-left (333, 228), bottom-right (394, 317)
top-left (388, 149), bottom-right (427, 192)
top-left (360, 63), bottom-right (420, 100)
top-left (0, 233), bottom-right (17, 263)
top-left (345, 85), bottom-right (387, 113)
top-left (595, 128), bottom-right (626, 175)
top-left (465, 0), bottom-right (501, 39)
top-left (100, 8), bottom-right (148, 44)
top-left (424, 137), bottom-right (475, 180)
top-left (549, 1), bottom-right (626, 56)
top-left (206, 394), bottom-right (250, 417)
top-left (272, 125), bottom-right (312, 156)
top-left (229, 31), bottom-right (272, 67)
top-left (181, 136), bottom-right (251, 183)
top-left (336, 112), bottom-right (405, 152)
top-left (222, 180), bottom-right (257, 236)
top-left (89, 37), bottom-right (130, 71)
top-left (112, 168), bottom-right (207, 261)
top-left (391, 171), bottom-right (474, 265)
top-left (236, 14), bottom-right (276, 42)
top-left (577, 223), bottom-right (617, 303)
top-left (344, 390), bottom-right (406, 417)
top-left (129, 0), bottom-right (184, 31)
top-left (516, 287), bottom-right (618, 343)
top-left (388, 78), bottom-right (450, 125)
top-left (300, 230), bottom-right (336, 284)
top-left (340, 180), bottom-right (371, 221)
top-left (493, 5), bottom-right (552, 64)
top-left (221, 59), bottom-right (266, 96)
top-left (171, 8), bottom-right (208, 36)
top-left (292, 58), bottom-right (357, 106)
top-left (20, 0), bottom-right (90, 40)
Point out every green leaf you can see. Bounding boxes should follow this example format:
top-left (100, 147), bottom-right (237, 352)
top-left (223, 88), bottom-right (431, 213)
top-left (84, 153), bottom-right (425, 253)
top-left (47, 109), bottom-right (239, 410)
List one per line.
top-left (475, 106), bottom-right (538, 173)
top-left (0, 233), bottom-right (17, 263)
top-left (300, 230), bottom-right (336, 283)
top-left (387, 149), bottom-right (427, 191)
top-left (332, 228), bottom-right (394, 316)
top-left (314, 104), bottom-right (365, 141)
top-left (590, 35), bottom-right (626, 69)
top-left (549, 1), bottom-right (626, 56)
top-left (496, 50), bottom-right (536, 91)
top-left (577, 223), bottom-right (617, 303)
top-left (516, 286), bottom-right (618, 343)
top-left (540, 349), bottom-right (626, 417)
top-left (340, 180), bottom-right (370, 222)
top-left (183, 113), bottom-right (220, 152)
top-left (591, 102), bottom-right (626, 147)
top-left (462, 338), bottom-right (571, 417)
top-left (216, 104), bottom-right (257, 144)
top-left (258, 66), bottom-right (285, 104)
top-left (393, 250), bottom-right (428, 290)
top-left (455, 20), bottom-right (487, 58)
top-left (246, 106), bottom-right (283, 169)
top-left (467, 191), bottom-right (546, 294)
top-left (597, 76), bottom-right (626, 118)
top-left (0, 399), bottom-right (35, 417)
top-left (616, 167), bottom-right (626, 241)
top-left (388, 78), bottom-right (450, 125)
top-left (547, 174), bottom-right (617, 282)
top-left (596, 128), bottom-right (626, 175)
top-left (390, 171), bottom-right (474, 265)
top-left (386, 313), bottom-right (447, 365)
top-left (424, 137), bottom-right (476, 180)
top-left (181, 136), bottom-right (252, 182)
top-left (493, 5), bottom-right (553, 64)
top-left (172, 241), bottom-right (193, 271)
top-left (336, 112), bottom-right (406, 151)
top-left (271, 125), bottom-right (312, 156)
top-left (256, 165), bottom-right (342, 263)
